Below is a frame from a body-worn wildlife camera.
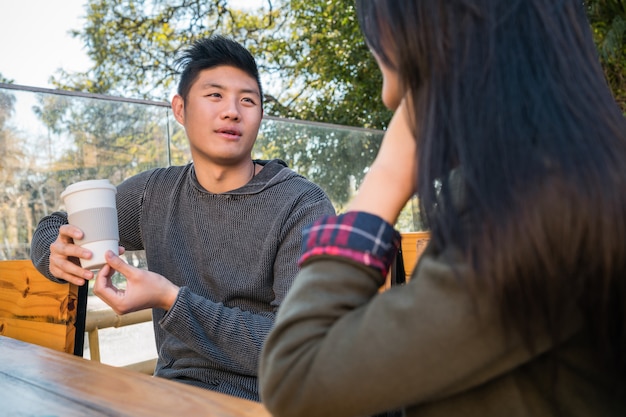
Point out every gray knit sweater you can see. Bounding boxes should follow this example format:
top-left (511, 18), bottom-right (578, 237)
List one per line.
top-left (31, 159), bottom-right (335, 401)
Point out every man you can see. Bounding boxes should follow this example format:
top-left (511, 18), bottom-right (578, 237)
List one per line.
top-left (30, 35), bottom-right (335, 401)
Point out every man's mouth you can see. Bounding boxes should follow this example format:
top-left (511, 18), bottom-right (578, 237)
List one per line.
top-left (217, 127), bottom-right (242, 138)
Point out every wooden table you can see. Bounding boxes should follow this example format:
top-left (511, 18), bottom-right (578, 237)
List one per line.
top-left (0, 335), bottom-right (271, 417)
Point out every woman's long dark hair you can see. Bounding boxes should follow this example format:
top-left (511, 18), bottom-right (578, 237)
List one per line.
top-left (358, 0), bottom-right (626, 371)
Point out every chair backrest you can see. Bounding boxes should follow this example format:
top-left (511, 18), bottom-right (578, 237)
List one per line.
top-left (0, 260), bottom-right (87, 356)
top-left (388, 231), bottom-right (431, 288)
top-left (397, 231), bottom-right (431, 280)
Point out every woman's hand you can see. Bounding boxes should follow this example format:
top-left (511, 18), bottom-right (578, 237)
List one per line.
top-left (348, 99), bottom-right (418, 225)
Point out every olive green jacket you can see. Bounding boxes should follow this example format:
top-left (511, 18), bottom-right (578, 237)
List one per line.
top-left (259, 244), bottom-right (625, 416)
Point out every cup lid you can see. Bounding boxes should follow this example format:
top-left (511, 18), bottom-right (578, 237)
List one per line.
top-left (60, 179), bottom-right (116, 201)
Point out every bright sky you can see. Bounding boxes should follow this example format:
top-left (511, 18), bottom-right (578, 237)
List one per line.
top-left (0, 0), bottom-right (90, 88)
top-left (0, 0), bottom-right (263, 89)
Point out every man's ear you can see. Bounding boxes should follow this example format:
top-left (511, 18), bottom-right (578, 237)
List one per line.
top-left (171, 94), bottom-right (185, 125)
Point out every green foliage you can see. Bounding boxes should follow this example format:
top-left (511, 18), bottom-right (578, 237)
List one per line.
top-left (0, 83), bottom-right (179, 258)
top-left (254, 119), bottom-right (381, 209)
top-left (31, 94), bottom-right (171, 185)
top-left (51, 0), bottom-right (626, 124)
top-left (0, 89), bottom-right (20, 189)
top-left (53, 1), bottom-right (277, 99)
top-left (36, 0), bottom-right (625, 223)
top-left (260, 0), bottom-right (392, 129)
top-left (46, 0), bottom-right (390, 210)
top-left (0, 89), bottom-right (40, 258)
top-left (0, 85), bottom-right (394, 261)
top-left (587, 0), bottom-right (626, 112)
top-left (0, 73), bottom-right (14, 84)
top-left (51, 0), bottom-right (391, 129)
top-left (0, 88), bottom-right (15, 128)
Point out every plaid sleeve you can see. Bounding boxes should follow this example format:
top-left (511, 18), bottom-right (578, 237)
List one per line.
top-left (298, 211), bottom-right (401, 277)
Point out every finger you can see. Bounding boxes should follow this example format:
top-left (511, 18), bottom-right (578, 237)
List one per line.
top-left (94, 264), bottom-right (127, 315)
top-left (93, 264), bottom-right (115, 297)
top-left (58, 224), bottom-right (84, 242)
top-left (56, 225), bottom-right (93, 261)
top-left (49, 254), bottom-right (94, 281)
top-left (104, 250), bottom-right (136, 277)
top-left (48, 267), bottom-right (87, 286)
top-left (100, 263), bottom-right (113, 279)
top-left (51, 237), bottom-right (93, 262)
top-left (49, 247), bottom-right (94, 276)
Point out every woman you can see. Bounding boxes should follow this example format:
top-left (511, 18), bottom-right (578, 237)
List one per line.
top-left (259, 1), bottom-right (626, 416)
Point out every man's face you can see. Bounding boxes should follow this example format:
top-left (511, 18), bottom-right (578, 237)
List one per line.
top-left (172, 65), bottom-right (263, 166)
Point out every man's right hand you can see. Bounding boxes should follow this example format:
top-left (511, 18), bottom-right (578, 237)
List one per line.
top-left (48, 224), bottom-right (95, 285)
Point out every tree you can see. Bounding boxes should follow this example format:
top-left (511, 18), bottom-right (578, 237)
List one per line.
top-left (0, 73), bottom-right (14, 84)
top-left (47, 0), bottom-right (387, 210)
top-left (254, 118), bottom-right (380, 209)
top-left (54, 0), bottom-right (626, 125)
top-left (587, 0), bottom-right (626, 112)
top-left (0, 87), bottom-right (40, 259)
top-left (265, 0), bottom-right (392, 129)
top-left (51, 0), bottom-right (391, 129)
top-left (31, 94), bottom-right (174, 185)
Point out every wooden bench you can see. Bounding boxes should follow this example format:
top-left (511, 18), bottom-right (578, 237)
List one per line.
top-left (0, 260), bottom-right (87, 355)
top-left (85, 307), bottom-right (156, 374)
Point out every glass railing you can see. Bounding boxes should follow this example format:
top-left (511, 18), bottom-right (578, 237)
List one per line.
top-left (0, 83), bottom-right (425, 367)
top-left (0, 83), bottom-right (422, 261)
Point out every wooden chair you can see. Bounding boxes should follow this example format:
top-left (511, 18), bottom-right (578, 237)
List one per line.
top-left (395, 231), bottom-right (430, 282)
top-left (0, 259), bottom-right (87, 356)
top-left (383, 231), bottom-right (431, 291)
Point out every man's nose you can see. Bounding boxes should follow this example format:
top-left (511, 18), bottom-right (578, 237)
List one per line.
top-left (221, 99), bottom-right (241, 121)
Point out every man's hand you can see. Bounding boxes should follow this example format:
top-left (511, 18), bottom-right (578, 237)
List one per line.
top-left (49, 224), bottom-right (126, 286)
top-left (48, 224), bottom-right (95, 285)
top-left (94, 250), bottom-right (180, 315)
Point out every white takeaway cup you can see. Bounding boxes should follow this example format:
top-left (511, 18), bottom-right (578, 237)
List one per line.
top-left (60, 179), bottom-right (119, 270)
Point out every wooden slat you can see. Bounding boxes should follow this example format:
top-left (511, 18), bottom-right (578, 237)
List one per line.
top-left (123, 358), bottom-right (158, 374)
top-left (381, 231), bottom-right (430, 291)
top-left (0, 260), bottom-right (79, 353)
top-left (398, 231), bottom-right (430, 280)
top-left (0, 318), bottom-right (73, 352)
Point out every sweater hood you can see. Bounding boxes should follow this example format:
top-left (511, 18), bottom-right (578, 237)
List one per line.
top-left (188, 159), bottom-right (303, 196)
